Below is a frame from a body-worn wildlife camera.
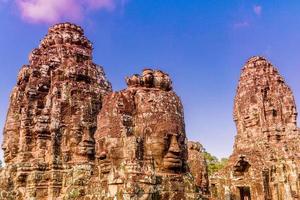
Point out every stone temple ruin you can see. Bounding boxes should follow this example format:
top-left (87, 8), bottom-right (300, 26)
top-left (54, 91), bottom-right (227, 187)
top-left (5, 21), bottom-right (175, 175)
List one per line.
top-left (211, 57), bottom-right (300, 200)
top-left (0, 23), bottom-right (209, 199)
top-left (1, 23), bottom-right (300, 200)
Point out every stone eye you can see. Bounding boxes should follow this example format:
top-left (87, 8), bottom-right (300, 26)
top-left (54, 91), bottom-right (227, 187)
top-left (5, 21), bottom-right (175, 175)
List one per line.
top-left (179, 136), bottom-right (185, 145)
top-left (164, 135), bottom-right (169, 140)
top-left (164, 134), bottom-right (171, 149)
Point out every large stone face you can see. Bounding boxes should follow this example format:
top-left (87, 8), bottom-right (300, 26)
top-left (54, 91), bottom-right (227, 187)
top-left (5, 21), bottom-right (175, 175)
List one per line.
top-left (93, 69), bottom-right (201, 199)
top-left (211, 56), bottom-right (300, 200)
top-left (187, 142), bottom-right (209, 196)
top-left (0, 23), bottom-right (208, 199)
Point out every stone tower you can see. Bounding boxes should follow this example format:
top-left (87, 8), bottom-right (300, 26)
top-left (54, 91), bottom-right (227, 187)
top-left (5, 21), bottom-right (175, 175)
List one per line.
top-left (0, 22), bottom-right (112, 199)
top-left (211, 56), bottom-right (300, 200)
top-left (92, 69), bottom-right (202, 199)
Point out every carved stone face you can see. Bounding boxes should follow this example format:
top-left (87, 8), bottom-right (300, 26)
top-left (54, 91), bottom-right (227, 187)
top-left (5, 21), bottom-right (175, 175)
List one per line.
top-left (126, 74), bottom-right (140, 88)
top-left (283, 106), bottom-right (297, 126)
top-left (142, 69), bottom-right (154, 87)
top-left (17, 66), bottom-right (30, 86)
top-left (77, 128), bottom-right (95, 157)
top-left (2, 130), bottom-right (19, 163)
top-left (242, 104), bottom-right (260, 129)
top-left (95, 93), bottom-right (133, 175)
top-left (144, 120), bottom-right (185, 173)
top-left (187, 142), bottom-right (208, 190)
top-left (132, 89), bottom-right (186, 173)
top-left (96, 138), bottom-right (111, 174)
top-left (163, 133), bottom-right (184, 170)
top-left (66, 126), bottom-right (95, 161)
top-left (290, 107), bottom-right (297, 124)
top-left (153, 70), bottom-right (164, 89)
top-left (96, 136), bottom-right (126, 176)
top-left (264, 99), bottom-right (281, 126)
top-left (233, 156), bottom-right (251, 176)
top-left (29, 49), bottom-right (41, 65)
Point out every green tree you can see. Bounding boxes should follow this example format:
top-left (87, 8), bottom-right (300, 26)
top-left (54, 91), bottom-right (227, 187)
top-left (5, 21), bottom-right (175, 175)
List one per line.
top-left (204, 151), bottom-right (228, 175)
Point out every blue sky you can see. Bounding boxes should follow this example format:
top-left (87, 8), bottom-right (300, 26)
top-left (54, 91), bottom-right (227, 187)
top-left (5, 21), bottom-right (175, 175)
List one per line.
top-left (0, 0), bottom-right (300, 162)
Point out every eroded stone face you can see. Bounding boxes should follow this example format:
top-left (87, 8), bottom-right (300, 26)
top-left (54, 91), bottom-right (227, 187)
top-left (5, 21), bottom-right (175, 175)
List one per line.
top-left (140, 100), bottom-right (186, 173)
top-left (95, 90), bottom-right (135, 177)
top-left (187, 141), bottom-right (209, 195)
top-left (1, 130), bottom-right (19, 163)
top-left (133, 90), bottom-right (186, 173)
top-left (96, 69), bottom-right (186, 175)
top-left (76, 127), bottom-right (96, 158)
top-left (93, 69), bottom-right (202, 198)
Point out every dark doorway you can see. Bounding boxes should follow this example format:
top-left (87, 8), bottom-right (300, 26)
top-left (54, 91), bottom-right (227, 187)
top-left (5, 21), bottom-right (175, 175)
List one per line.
top-left (238, 186), bottom-right (251, 200)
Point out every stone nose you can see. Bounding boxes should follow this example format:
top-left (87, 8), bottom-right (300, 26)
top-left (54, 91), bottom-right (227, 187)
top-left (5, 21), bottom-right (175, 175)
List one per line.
top-left (1, 142), bottom-right (7, 151)
top-left (82, 131), bottom-right (94, 143)
top-left (168, 135), bottom-right (181, 154)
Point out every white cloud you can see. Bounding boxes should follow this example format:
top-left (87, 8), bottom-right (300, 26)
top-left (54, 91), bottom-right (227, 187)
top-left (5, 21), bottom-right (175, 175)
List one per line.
top-left (16, 0), bottom-right (127, 24)
top-left (233, 21), bottom-right (250, 29)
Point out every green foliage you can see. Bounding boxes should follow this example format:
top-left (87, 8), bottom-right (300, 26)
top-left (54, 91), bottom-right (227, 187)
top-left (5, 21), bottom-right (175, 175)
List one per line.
top-left (204, 151), bottom-right (228, 175)
top-left (67, 189), bottom-right (80, 199)
top-left (0, 160), bottom-right (2, 168)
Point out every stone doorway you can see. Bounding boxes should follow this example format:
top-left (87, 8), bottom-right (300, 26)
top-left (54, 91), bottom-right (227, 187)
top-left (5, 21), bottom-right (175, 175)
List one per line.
top-left (238, 186), bottom-right (251, 200)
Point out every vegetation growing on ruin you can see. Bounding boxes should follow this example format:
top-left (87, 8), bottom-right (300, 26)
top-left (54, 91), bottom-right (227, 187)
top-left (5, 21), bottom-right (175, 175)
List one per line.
top-left (204, 152), bottom-right (228, 175)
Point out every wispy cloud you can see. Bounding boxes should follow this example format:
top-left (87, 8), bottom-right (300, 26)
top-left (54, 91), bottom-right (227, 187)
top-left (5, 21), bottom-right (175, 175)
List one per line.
top-left (15, 0), bottom-right (126, 24)
top-left (88, 0), bottom-right (116, 10)
top-left (233, 21), bottom-right (250, 29)
top-left (0, 0), bottom-right (10, 6)
top-left (253, 5), bottom-right (262, 16)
